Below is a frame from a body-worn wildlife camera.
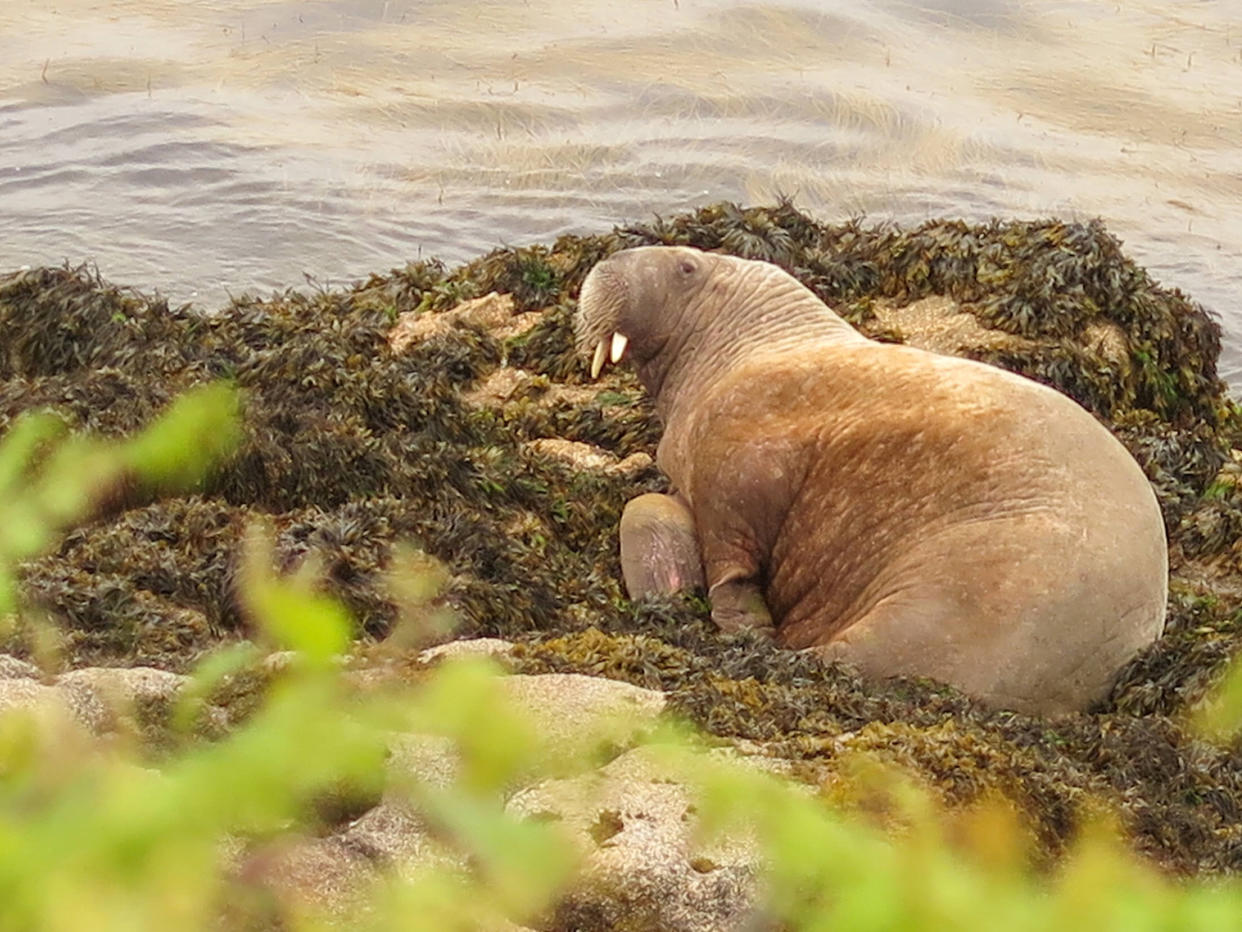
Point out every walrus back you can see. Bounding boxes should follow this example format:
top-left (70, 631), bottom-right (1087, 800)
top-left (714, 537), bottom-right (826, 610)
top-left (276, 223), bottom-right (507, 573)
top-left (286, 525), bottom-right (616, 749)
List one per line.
top-left (670, 340), bottom-right (1167, 713)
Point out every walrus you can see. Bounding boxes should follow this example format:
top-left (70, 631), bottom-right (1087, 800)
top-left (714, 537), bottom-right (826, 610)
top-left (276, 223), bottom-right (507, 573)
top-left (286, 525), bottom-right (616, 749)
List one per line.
top-left (576, 245), bottom-right (1168, 715)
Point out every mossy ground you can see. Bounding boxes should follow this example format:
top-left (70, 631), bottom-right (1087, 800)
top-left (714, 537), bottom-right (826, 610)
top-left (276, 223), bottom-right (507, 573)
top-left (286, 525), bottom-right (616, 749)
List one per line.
top-left (3, 202), bottom-right (1241, 874)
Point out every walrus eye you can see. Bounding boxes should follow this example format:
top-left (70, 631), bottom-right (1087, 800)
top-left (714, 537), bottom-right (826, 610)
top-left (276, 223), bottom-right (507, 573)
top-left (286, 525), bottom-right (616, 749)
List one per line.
top-left (678, 259), bottom-right (696, 276)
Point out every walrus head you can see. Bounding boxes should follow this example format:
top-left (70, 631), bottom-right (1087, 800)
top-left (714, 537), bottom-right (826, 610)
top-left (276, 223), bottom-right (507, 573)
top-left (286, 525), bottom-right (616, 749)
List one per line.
top-left (576, 245), bottom-right (862, 410)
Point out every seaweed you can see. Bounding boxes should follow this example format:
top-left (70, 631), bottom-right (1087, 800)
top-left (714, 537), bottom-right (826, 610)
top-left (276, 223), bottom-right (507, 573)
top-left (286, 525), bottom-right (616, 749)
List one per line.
top-left (2, 202), bottom-right (1241, 874)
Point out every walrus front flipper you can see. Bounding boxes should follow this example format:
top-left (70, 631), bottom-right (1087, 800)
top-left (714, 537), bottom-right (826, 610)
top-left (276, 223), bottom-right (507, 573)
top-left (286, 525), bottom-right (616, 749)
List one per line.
top-left (619, 493), bottom-right (705, 599)
top-left (708, 578), bottom-right (775, 637)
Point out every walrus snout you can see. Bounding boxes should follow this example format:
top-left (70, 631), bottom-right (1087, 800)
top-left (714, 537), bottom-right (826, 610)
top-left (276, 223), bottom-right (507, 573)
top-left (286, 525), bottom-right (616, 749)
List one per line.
top-left (577, 259), bottom-right (631, 378)
top-left (577, 245), bottom-right (719, 379)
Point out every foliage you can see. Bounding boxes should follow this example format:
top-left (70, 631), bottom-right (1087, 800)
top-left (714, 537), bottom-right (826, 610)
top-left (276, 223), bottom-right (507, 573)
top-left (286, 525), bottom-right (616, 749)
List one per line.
top-left (4, 384), bottom-right (1242, 930)
top-left (0, 383), bottom-right (240, 622)
top-left (3, 203), bottom-right (1242, 926)
top-left (0, 384), bottom-right (576, 930)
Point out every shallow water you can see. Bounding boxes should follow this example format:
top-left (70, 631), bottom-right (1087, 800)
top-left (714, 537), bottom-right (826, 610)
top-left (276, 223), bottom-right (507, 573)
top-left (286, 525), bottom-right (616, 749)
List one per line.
top-left (2, 0), bottom-right (1240, 390)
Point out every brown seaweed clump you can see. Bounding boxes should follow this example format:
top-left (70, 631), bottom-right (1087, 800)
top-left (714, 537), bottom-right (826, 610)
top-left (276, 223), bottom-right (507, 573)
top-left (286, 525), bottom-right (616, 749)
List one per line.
top-left (2, 202), bottom-right (1242, 875)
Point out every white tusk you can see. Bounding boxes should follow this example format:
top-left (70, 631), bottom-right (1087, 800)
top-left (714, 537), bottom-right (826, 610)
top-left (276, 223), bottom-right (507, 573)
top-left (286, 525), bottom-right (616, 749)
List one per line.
top-left (590, 337), bottom-right (608, 379)
top-left (610, 332), bottom-right (628, 363)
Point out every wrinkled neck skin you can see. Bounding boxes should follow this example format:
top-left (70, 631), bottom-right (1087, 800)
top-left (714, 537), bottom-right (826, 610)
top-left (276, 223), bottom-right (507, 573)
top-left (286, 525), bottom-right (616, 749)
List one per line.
top-left (639, 264), bottom-right (867, 425)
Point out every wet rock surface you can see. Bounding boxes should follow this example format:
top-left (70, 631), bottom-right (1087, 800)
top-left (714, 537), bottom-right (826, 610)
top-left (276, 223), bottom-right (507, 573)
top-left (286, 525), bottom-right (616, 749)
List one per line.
top-left (3, 203), bottom-right (1242, 910)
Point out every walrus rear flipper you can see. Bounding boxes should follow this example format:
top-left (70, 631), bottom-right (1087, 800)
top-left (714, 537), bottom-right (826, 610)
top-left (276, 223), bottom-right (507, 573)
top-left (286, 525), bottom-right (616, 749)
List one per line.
top-left (619, 493), bottom-right (705, 598)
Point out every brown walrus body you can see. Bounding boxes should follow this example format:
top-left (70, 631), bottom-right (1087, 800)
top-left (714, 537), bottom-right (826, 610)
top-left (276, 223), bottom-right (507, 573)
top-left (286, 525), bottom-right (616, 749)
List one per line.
top-left (576, 245), bottom-right (1167, 715)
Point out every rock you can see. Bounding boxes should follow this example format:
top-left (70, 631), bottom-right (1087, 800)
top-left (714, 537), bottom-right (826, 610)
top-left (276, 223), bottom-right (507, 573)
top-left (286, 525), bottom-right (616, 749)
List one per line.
top-left (340, 802), bottom-right (464, 876)
top-left (1081, 320), bottom-right (1133, 372)
top-left (0, 675), bottom-right (111, 734)
top-left (418, 638), bottom-right (516, 665)
top-left (56, 666), bottom-right (187, 735)
top-left (0, 653), bottom-right (41, 680)
top-left (55, 682), bottom-right (113, 733)
top-left (388, 292), bottom-right (541, 353)
top-left (386, 733), bottom-right (461, 792)
top-left (237, 836), bottom-right (377, 919)
top-left (0, 664), bottom-right (211, 737)
top-left (462, 366), bottom-right (537, 406)
top-left (871, 295), bottom-right (1030, 356)
top-left (57, 665), bottom-right (186, 704)
top-left (871, 295), bottom-right (1135, 383)
top-left (460, 365), bottom-right (613, 412)
top-left (384, 673), bottom-right (664, 790)
top-left (496, 674), bottom-right (666, 763)
top-left (0, 678), bottom-right (75, 722)
top-left (508, 747), bottom-right (760, 932)
top-left (523, 438), bottom-right (654, 477)
top-left (262, 651), bottom-right (300, 674)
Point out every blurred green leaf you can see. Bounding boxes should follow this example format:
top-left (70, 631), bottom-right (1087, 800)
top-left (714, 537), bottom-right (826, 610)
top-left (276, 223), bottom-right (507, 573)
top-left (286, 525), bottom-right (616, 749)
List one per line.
top-left (0, 412), bottom-right (66, 498)
top-left (0, 382), bottom-right (242, 575)
top-left (247, 576), bottom-right (353, 665)
top-left (1188, 650), bottom-right (1242, 743)
top-left (238, 525), bottom-right (352, 665)
top-left (171, 642), bottom-right (264, 736)
top-left (121, 382), bottom-right (241, 490)
top-left (8, 374), bottom-right (1242, 930)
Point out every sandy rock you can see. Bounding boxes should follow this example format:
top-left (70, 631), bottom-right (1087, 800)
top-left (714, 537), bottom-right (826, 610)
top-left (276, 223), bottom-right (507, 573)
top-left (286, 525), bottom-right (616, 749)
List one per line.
top-left (524, 438), bottom-right (654, 477)
top-left (0, 654), bottom-right (41, 680)
top-left (55, 666), bottom-right (187, 734)
top-left (1, 666), bottom-right (194, 735)
top-left (871, 295), bottom-right (1026, 356)
top-left (871, 295), bottom-right (1135, 382)
top-left (340, 802), bottom-right (429, 864)
top-left (384, 674), bottom-right (664, 789)
top-left (497, 673), bottom-right (666, 762)
top-left (0, 678), bottom-right (75, 721)
top-left (388, 292), bottom-right (541, 353)
top-left (0, 676), bottom-right (108, 734)
top-left (339, 801), bottom-right (467, 878)
top-left (289, 792), bottom-right (539, 926)
top-left (57, 666), bottom-right (186, 704)
top-left (55, 683), bottom-right (113, 733)
top-left (462, 366), bottom-right (536, 406)
top-left (418, 637), bottom-right (515, 665)
top-left (1082, 319), bottom-right (1133, 372)
top-left (462, 366), bottom-right (604, 410)
top-left (508, 747), bottom-right (760, 932)
top-left (386, 733), bottom-right (461, 792)
top-left (240, 836), bottom-right (377, 919)
top-left (262, 650), bottom-right (300, 674)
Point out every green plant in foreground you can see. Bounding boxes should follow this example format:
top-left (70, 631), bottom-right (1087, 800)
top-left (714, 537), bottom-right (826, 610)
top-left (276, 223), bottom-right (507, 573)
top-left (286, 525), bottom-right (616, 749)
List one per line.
top-left (6, 383), bottom-right (1242, 929)
top-left (0, 382), bottom-right (241, 621)
top-left (0, 587), bottom-right (576, 929)
top-left (0, 389), bottom-right (575, 929)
